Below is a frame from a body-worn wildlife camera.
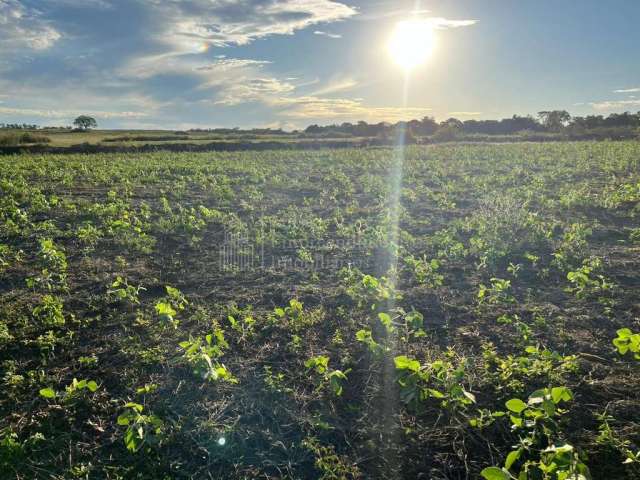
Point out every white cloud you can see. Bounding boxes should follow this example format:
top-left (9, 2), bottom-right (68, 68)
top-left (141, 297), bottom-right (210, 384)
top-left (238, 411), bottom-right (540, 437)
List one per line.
top-left (275, 96), bottom-right (432, 123)
top-left (195, 58), bottom-right (272, 72)
top-left (214, 78), bottom-right (296, 106)
top-left (120, 52), bottom-right (271, 80)
top-left (449, 111), bottom-right (482, 116)
top-left (146, 0), bottom-right (357, 49)
top-left (0, 0), bottom-right (61, 50)
top-left (613, 87), bottom-right (640, 94)
top-left (314, 30), bottom-right (342, 39)
top-left (589, 99), bottom-right (640, 111)
top-left (428, 17), bottom-right (477, 29)
top-left (310, 77), bottom-right (359, 96)
top-left (355, 7), bottom-right (476, 29)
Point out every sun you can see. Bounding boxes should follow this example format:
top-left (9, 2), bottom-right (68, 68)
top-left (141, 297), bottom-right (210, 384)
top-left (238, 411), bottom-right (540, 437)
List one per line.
top-left (387, 20), bottom-right (435, 71)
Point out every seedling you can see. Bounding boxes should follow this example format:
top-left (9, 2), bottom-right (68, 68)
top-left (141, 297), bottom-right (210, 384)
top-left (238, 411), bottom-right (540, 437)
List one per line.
top-left (305, 355), bottom-right (349, 396)
top-left (117, 403), bottom-right (165, 453)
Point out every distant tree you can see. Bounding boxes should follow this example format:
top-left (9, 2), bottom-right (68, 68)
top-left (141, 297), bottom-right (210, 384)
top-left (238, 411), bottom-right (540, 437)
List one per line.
top-left (73, 115), bottom-right (97, 130)
top-left (441, 117), bottom-right (464, 129)
top-left (304, 124), bottom-right (322, 135)
top-left (537, 110), bottom-right (571, 131)
top-left (417, 116), bottom-right (439, 135)
top-left (433, 124), bottom-right (461, 142)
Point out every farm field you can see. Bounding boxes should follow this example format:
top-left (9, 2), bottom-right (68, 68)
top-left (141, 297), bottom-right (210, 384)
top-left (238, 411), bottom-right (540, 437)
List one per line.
top-left (0, 129), bottom-right (360, 150)
top-left (0, 128), bottom-right (296, 148)
top-left (1, 142), bottom-right (640, 479)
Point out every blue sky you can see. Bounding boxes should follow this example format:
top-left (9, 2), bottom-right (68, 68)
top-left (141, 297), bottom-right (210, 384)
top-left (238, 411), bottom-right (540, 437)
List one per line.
top-left (1, 0), bottom-right (639, 129)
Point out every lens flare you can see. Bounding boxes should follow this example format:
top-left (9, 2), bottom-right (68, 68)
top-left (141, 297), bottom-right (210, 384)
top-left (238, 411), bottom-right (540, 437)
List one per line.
top-left (387, 20), bottom-right (435, 70)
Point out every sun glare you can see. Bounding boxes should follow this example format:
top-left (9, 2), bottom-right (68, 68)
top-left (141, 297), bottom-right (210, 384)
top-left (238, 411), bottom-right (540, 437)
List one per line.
top-left (387, 20), bottom-right (435, 71)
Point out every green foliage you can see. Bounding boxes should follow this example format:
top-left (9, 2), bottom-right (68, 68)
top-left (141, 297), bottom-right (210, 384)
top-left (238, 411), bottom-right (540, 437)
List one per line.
top-left (227, 305), bottom-right (256, 341)
top-left (482, 344), bottom-right (578, 393)
top-left (484, 387), bottom-right (591, 479)
top-left (404, 254), bottom-right (444, 288)
top-left (596, 411), bottom-right (640, 465)
top-left (566, 257), bottom-right (614, 299)
top-left (108, 276), bottom-right (146, 305)
top-left (0, 132), bottom-right (51, 146)
top-left (305, 355), bottom-right (348, 396)
top-left (552, 223), bottom-right (592, 271)
top-left (478, 278), bottom-right (514, 305)
top-left (178, 329), bottom-right (236, 383)
top-left (602, 182), bottom-right (640, 209)
top-left (271, 299), bottom-right (320, 332)
top-left (396, 307), bottom-right (427, 339)
top-left (355, 328), bottom-right (388, 357)
top-left (39, 378), bottom-right (99, 402)
top-left (38, 238), bottom-right (67, 271)
top-left (3, 143), bottom-right (640, 478)
top-left (73, 115), bottom-right (98, 130)
top-left (303, 437), bottom-right (360, 479)
top-left (117, 403), bottom-right (164, 453)
top-left (341, 268), bottom-right (399, 311)
top-left (26, 238), bottom-right (68, 291)
top-left (32, 294), bottom-right (65, 326)
top-left (497, 314), bottom-right (532, 346)
top-left (75, 222), bottom-right (102, 251)
top-left (394, 353), bottom-right (475, 411)
top-left (612, 328), bottom-right (640, 360)
top-left (154, 285), bottom-right (188, 329)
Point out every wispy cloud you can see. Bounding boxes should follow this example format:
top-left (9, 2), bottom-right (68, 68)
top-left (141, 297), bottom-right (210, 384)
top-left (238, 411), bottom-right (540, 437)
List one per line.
top-left (310, 77), bottom-right (360, 96)
top-left (151, 0), bottom-right (357, 49)
top-left (120, 53), bottom-right (271, 80)
top-left (428, 18), bottom-right (478, 29)
top-left (195, 58), bottom-right (272, 72)
top-left (276, 96), bottom-right (432, 123)
top-left (355, 6), bottom-right (477, 29)
top-left (314, 30), bottom-right (342, 39)
top-left (613, 87), bottom-right (640, 94)
top-left (449, 111), bottom-right (482, 116)
top-left (0, 0), bottom-right (61, 51)
top-left (589, 99), bottom-right (640, 110)
top-left (214, 78), bottom-right (296, 106)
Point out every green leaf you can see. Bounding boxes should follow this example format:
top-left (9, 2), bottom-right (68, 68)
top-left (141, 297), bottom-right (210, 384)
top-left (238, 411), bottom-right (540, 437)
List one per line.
top-left (39, 387), bottom-right (56, 398)
top-left (394, 355), bottom-right (421, 372)
top-left (505, 449), bottom-right (521, 470)
top-left (551, 386), bottom-right (572, 403)
top-left (509, 415), bottom-right (523, 427)
top-left (378, 312), bottom-right (392, 329)
top-left (124, 402), bottom-right (143, 412)
top-left (481, 466), bottom-right (510, 480)
top-left (616, 328), bottom-right (632, 338)
top-left (87, 380), bottom-right (99, 392)
top-left (117, 414), bottom-right (130, 426)
top-left (505, 398), bottom-right (527, 413)
top-left (427, 388), bottom-right (445, 399)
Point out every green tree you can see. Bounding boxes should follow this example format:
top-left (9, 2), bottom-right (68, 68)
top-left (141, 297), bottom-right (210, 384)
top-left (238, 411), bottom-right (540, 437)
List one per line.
top-left (73, 115), bottom-right (97, 130)
top-left (537, 110), bottom-right (571, 131)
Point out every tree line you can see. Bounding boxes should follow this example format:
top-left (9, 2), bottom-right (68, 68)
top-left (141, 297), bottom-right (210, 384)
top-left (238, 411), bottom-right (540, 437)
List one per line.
top-left (303, 110), bottom-right (640, 138)
top-left (1, 116), bottom-right (97, 131)
top-left (3, 111), bottom-right (640, 140)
